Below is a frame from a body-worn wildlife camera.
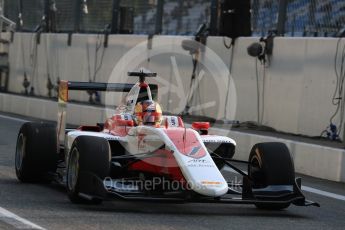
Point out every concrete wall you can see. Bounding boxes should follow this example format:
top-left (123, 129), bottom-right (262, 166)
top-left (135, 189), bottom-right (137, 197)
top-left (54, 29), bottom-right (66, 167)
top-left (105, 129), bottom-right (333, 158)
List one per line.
top-left (5, 32), bottom-right (344, 138)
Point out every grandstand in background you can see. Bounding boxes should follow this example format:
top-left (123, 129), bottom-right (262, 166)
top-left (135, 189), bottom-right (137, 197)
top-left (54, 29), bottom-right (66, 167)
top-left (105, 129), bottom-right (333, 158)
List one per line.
top-left (2, 0), bottom-right (345, 37)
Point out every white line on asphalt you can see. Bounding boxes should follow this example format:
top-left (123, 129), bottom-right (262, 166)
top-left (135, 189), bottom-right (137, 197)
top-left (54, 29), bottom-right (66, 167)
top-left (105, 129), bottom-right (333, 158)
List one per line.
top-left (301, 186), bottom-right (345, 201)
top-left (224, 167), bottom-right (345, 202)
top-left (0, 114), bottom-right (29, 123)
top-left (0, 207), bottom-right (45, 230)
top-left (0, 115), bottom-right (44, 229)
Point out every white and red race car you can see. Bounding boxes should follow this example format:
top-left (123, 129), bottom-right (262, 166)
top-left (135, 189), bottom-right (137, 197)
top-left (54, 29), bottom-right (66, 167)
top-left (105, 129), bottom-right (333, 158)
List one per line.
top-left (15, 70), bottom-right (319, 210)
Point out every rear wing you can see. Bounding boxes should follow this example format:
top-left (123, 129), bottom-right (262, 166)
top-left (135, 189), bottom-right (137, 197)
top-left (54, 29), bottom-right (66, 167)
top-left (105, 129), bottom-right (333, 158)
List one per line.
top-left (57, 81), bottom-right (158, 146)
top-left (62, 81), bottom-right (158, 94)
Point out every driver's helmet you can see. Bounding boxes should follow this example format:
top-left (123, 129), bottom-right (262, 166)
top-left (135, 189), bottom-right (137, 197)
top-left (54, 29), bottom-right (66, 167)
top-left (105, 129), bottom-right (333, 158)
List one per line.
top-left (134, 100), bottom-right (162, 127)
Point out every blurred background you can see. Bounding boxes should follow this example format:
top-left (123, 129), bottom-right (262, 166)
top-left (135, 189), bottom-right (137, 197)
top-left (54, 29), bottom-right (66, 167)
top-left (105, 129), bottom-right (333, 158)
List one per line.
top-left (2, 0), bottom-right (345, 37)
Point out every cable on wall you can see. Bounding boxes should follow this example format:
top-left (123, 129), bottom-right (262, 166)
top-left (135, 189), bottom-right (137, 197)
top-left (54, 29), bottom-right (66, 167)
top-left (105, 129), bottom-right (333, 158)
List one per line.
top-left (28, 33), bottom-right (39, 96)
top-left (222, 37), bottom-right (235, 123)
top-left (85, 25), bottom-right (109, 104)
top-left (322, 37), bottom-right (345, 140)
top-left (247, 32), bottom-right (274, 124)
top-left (45, 36), bottom-right (54, 98)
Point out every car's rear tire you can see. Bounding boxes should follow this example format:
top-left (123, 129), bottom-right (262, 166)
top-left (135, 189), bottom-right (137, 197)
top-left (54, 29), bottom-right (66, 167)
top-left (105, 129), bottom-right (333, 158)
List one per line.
top-left (15, 122), bottom-right (58, 183)
top-left (248, 142), bottom-right (295, 210)
top-left (66, 136), bottom-right (110, 204)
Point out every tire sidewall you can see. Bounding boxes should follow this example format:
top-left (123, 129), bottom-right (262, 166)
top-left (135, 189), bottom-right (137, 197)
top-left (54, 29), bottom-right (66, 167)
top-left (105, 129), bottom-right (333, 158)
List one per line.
top-left (249, 142), bottom-right (295, 186)
top-left (15, 122), bottom-right (57, 182)
top-left (248, 142), bottom-right (295, 210)
top-left (66, 136), bottom-right (110, 203)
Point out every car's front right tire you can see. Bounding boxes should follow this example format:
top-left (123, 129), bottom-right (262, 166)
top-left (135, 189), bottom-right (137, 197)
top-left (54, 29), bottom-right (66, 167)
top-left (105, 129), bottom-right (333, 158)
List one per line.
top-left (15, 122), bottom-right (58, 183)
top-left (66, 136), bottom-right (110, 204)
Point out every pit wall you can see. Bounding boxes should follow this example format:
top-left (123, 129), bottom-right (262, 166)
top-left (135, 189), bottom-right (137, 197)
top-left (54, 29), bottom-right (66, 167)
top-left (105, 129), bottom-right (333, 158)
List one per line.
top-left (4, 32), bottom-right (343, 139)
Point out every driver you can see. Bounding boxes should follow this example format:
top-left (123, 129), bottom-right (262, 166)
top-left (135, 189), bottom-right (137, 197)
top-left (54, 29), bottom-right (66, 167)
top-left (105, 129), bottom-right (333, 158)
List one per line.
top-left (134, 100), bottom-right (162, 127)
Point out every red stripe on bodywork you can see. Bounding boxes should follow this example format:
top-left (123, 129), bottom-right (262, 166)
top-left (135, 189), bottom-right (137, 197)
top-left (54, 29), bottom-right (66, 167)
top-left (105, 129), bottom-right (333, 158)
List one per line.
top-left (128, 149), bottom-right (185, 181)
top-left (164, 128), bottom-right (206, 159)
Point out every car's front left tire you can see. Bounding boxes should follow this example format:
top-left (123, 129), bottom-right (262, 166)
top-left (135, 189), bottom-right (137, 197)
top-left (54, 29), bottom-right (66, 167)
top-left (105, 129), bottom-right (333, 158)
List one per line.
top-left (248, 142), bottom-right (295, 210)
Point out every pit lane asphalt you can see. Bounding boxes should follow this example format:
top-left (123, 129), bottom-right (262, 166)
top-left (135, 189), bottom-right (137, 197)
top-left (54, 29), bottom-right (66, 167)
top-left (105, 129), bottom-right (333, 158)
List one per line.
top-left (0, 113), bottom-right (345, 230)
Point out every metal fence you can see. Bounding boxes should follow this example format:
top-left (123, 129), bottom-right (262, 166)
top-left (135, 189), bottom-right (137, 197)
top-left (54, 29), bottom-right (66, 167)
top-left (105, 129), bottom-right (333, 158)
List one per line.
top-left (3, 0), bottom-right (345, 36)
top-left (285, 0), bottom-right (345, 37)
top-left (251, 0), bottom-right (345, 37)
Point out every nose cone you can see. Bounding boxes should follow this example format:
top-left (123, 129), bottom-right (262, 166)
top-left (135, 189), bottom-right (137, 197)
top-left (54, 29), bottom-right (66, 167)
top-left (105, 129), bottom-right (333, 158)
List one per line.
top-left (157, 127), bottom-right (229, 197)
top-left (192, 180), bottom-right (229, 197)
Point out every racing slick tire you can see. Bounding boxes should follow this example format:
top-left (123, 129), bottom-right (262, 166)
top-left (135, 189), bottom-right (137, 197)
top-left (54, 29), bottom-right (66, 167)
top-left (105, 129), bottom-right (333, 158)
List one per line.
top-left (15, 122), bottom-right (58, 183)
top-left (67, 136), bottom-right (110, 205)
top-left (248, 142), bottom-right (295, 210)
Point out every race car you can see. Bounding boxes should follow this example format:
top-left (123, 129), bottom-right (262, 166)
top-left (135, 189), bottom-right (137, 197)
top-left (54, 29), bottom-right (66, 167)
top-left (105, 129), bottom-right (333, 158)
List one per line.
top-left (14, 70), bottom-right (319, 210)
